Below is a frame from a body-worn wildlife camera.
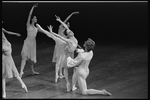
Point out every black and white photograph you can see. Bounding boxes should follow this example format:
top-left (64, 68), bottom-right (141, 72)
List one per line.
top-left (2, 1), bottom-right (148, 99)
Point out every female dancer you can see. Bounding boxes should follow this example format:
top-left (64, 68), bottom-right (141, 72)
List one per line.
top-left (50, 15), bottom-right (79, 92)
top-left (20, 4), bottom-right (43, 77)
top-left (67, 38), bottom-right (112, 95)
top-left (36, 18), bottom-right (78, 92)
top-left (52, 12), bottom-right (79, 82)
top-left (2, 27), bottom-right (28, 98)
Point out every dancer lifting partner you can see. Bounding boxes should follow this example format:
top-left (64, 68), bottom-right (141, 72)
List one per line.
top-left (67, 38), bottom-right (112, 95)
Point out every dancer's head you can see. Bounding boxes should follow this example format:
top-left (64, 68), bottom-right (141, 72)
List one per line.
top-left (67, 29), bottom-right (74, 38)
top-left (84, 38), bottom-right (95, 52)
top-left (66, 22), bottom-right (70, 28)
top-left (32, 16), bottom-right (37, 24)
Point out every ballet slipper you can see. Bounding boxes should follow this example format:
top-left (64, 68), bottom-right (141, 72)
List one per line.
top-left (59, 74), bottom-right (64, 78)
top-left (66, 83), bottom-right (71, 92)
top-left (32, 71), bottom-right (39, 75)
top-left (55, 75), bottom-right (59, 83)
top-left (22, 84), bottom-right (28, 93)
top-left (102, 89), bottom-right (112, 96)
top-left (72, 85), bottom-right (77, 91)
top-left (3, 93), bottom-right (6, 98)
top-left (20, 71), bottom-right (24, 78)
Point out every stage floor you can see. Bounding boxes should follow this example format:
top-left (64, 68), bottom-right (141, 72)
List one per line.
top-left (4, 43), bottom-right (148, 99)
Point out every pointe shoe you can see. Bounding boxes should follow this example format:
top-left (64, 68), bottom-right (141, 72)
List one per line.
top-left (3, 93), bottom-right (6, 98)
top-left (66, 83), bottom-right (71, 92)
top-left (32, 71), bottom-right (39, 75)
top-left (20, 71), bottom-right (24, 78)
top-left (22, 84), bottom-right (28, 93)
top-left (55, 75), bottom-right (59, 83)
top-left (102, 89), bottom-right (112, 96)
top-left (72, 86), bottom-right (77, 91)
top-left (59, 75), bottom-right (64, 78)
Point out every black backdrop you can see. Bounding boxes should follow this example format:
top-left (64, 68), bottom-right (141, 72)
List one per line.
top-left (2, 2), bottom-right (148, 46)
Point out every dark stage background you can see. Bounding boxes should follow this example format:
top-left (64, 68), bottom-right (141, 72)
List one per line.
top-left (2, 2), bottom-right (148, 46)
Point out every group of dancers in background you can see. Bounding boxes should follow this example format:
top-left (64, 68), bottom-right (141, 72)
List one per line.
top-left (2, 4), bottom-right (111, 98)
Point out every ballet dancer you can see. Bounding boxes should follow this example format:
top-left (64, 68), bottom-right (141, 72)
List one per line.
top-left (50, 15), bottom-right (79, 92)
top-left (20, 4), bottom-right (44, 77)
top-left (36, 19), bottom-right (78, 92)
top-left (66, 38), bottom-right (112, 95)
top-left (2, 26), bottom-right (28, 98)
top-left (52, 12), bottom-right (79, 82)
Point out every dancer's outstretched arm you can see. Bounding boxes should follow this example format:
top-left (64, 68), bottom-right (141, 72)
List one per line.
top-left (77, 44), bottom-right (83, 49)
top-left (64, 11), bottom-right (79, 23)
top-left (58, 11), bottom-right (79, 36)
top-left (36, 24), bottom-right (55, 39)
top-left (48, 25), bottom-right (71, 43)
top-left (67, 54), bottom-right (83, 68)
top-left (26, 4), bottom-right (38, 26)
top-left (55, 15), bottom-right (70, 30)
top-left (36, 24), bottom-right (67, 44)
top-left (2, 28), bottom-right (21, 36)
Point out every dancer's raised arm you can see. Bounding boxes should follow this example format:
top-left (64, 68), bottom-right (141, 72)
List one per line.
top-left (55, 15), bottom-right (70, 30)
top-left (58, 11), bottom-right (79, 36)
top-left (63, 11), bottom-right (79, 23)
top-left (26, 4), bottom-right (38, 26)
top-left (2, 28), bottom-right (21, 36)
top-left (48, 25), bottom-right (70, 43)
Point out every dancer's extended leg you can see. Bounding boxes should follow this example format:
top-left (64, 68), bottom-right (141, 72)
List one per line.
top-left (64, 67), bottom-right (71, 92)
top-left (16, 76), bottom-right (28, 92)
top-left (2, 78), bottom-right (6, 98)
top-left (72, 68), bottom-right (77, 91)
top-left (59, 67), bottom-right (64, 78)
top-left (20, 57), bottom-right (27, 77)
top-left (30, 60), bottom-right (39, 75)
top-left (78, 76), bottom-right (111, 95)
top-left (55, 64), bottom-right (59, 83)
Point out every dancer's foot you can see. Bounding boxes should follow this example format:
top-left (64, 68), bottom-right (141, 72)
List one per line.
top-left (20, 71), bottom-right (24, 78)
top-left (72, 85), bottom-right (77, 91)
top-left (59, 74), bottom-right (64, 78)
top-left (102, 89), bottom-right (112, 96)
top-left (66, 83), bottom-right (71, 92)
top-left (32, 71), bottom-right (39, 75)
top-left (55, 75), bottom-right (59, 83)
top-left (22, 84), bottom-right (28, 93)
top-left (3, 93), bottom-right (6, 98)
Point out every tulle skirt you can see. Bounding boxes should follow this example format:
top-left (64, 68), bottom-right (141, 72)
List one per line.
top-left (3, 54), bottom-right (19, 79)
top-left (21, 38), bottom-right (36, 63)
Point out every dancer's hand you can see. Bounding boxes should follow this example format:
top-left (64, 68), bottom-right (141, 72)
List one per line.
top-left (33, 3), bottom-right (38, 8)
top-left (73, 11), bottom-right (79, 14)
top-left (67, 22), bottom-right (70, 28)
top-left (55, 15), bottom-right (61, 21)
top-left (76, 48), bottom-right (84, 53)
top-left (16, 33), bottom-right (21, 37)
top-left (47, 25), bottom-right (53, 33)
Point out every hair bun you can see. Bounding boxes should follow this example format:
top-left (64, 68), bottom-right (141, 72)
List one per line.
top-left (87, 38), bottom-right (95, 45)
